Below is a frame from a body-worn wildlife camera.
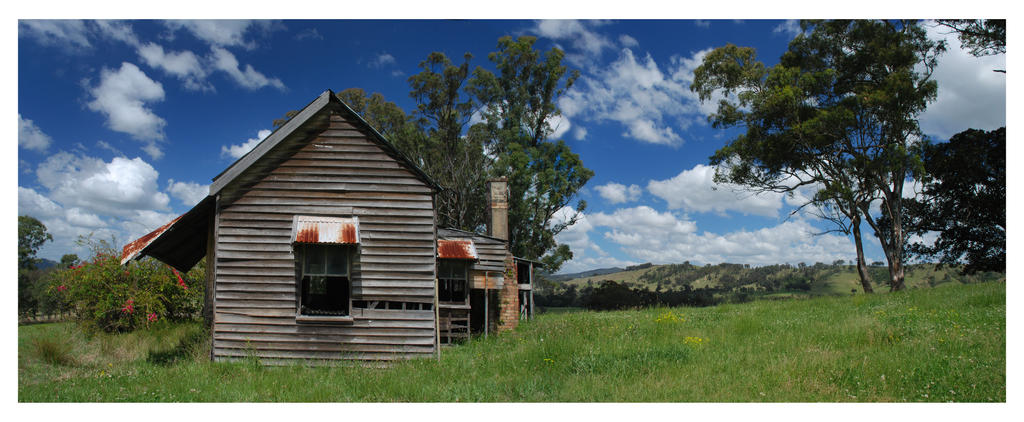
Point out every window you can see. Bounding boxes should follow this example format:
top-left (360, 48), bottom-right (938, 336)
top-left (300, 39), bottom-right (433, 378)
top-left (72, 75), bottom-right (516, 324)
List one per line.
top-left (296, 244), bottom-right (352, 317)
top-left (438, 259), bottom-right (468, 304)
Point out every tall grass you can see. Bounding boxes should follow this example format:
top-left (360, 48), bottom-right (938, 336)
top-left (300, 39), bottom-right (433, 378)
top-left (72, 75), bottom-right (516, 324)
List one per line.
top-left (19, 282), bottom-right (1004, 402)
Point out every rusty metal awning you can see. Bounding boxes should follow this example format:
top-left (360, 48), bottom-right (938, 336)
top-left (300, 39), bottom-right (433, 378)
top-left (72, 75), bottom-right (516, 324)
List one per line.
top-left (120, 196), bottom-right (215, 272)
top-left (292, 215), bottom-right (360, 244)
top-left (437, 239), bottom-right (478, 260)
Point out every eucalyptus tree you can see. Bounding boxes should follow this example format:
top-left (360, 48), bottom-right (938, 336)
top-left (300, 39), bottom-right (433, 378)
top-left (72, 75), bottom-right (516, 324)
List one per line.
top-left (692, 20), bottom-right (945, 291)
top-left (408, 52), bottom-right (489, 231)
top-left (469, 36), bottom-right (592, 272)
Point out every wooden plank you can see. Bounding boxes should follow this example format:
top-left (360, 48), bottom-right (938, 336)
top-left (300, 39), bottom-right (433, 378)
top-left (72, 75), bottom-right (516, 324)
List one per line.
top-left (216, 250), bottom-right (294, 260)
top-left (241, 189), bottom-right (430, 202)
top-left (214, 332), bottom-right (435, 345)
top-left (248, 182), bottom-right (433, 195)
top-left (214, 320), bottom-right (435, 337)
top-left (277, 158), bottom-right (403, 170)
top-left (214, 339), bottom-right (435, 354)
top-left (230, 195), bottom-right (433, 210)
top-left (212, 349), bottom-right (425, 361)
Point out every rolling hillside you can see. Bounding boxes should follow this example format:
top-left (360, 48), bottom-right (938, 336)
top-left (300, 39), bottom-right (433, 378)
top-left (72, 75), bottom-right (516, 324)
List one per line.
top-left (553, 262), bottom-right (1003, 295)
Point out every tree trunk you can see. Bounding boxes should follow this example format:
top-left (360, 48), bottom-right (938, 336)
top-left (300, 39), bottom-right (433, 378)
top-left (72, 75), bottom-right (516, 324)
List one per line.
top-left (851, 214), bottom-right (874, 294)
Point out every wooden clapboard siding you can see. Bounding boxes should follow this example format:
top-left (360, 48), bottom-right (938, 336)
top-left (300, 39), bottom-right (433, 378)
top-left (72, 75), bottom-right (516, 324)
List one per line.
top-left (212, 109), bottom-right (436, 363)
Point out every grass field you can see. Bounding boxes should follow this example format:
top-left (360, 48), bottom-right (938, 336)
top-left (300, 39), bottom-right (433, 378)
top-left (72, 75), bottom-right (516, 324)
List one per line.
top-left (18, 281), bottom-right (1004, 402)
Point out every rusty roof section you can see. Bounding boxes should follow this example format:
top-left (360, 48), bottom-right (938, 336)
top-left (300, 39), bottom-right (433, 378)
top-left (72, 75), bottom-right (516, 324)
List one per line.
top-left (437, 239), bottom-right (478, 260)
top-left (293, 216), bottom-right (360, 244)
top-left (120, 215), bottom-right (184, 265)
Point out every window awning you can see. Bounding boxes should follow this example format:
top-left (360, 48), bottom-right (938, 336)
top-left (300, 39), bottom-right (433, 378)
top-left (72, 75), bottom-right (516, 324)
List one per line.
top-left (293, 216), bottom-right (360, 244)
top-left (437, 239), bottom-right (478, 260)
top-left (120, 196), bottom-right (215, 273)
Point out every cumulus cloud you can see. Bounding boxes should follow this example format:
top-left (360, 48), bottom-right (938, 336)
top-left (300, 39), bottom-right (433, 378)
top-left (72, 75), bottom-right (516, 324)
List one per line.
top-left (36, 152), bottom-right (170, 218)
top-left (618, 34), bottom-right (639, 48)
top-left (222, 129), bottom-right (272, 159)
top-left (554, 205), bottom-right (856, 273)
top-left (558, 47), bottom-right (717, 147)
top-left (533, 20), bottom-right (615, 65)
top-left (19, 20), bottom-right (91, 49)
top-left (163, 20), bottom-right (257, 49)
top-left (18, 114), bottom-right (53, 152)
top-left (918, 22), bottom-right (1006, 140)
top-left (595, 182), bottom-right (642, 204)
top-left (94, 20), bottom-right (140, 46)
top-left (209, 46), bottom-right (286, 91)
top-left (85, 62), bottom-right (167, 158)
top-left (647, 164), bottom-right (783, 217)
top-left (167, 180), bottom-right (209, 206)
top-left (137, 42), bottom-right (211, 91)
top-left (773, 20), bottom-right (802, 37)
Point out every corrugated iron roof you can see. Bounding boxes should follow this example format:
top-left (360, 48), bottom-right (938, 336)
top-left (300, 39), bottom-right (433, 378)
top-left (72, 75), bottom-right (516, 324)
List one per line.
top-left (121, 215), bottom-right (184, 265)
top-left (293, 215), bottom-right (360, 244)
top-left (438, 239), bottom-right (478, 260)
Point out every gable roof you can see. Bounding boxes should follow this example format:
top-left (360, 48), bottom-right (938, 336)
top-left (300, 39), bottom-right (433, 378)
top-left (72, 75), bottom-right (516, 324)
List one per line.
top-left (210, 89), bottom-right (441, 197)
top-left (122, 90), bottom-right (441, 272)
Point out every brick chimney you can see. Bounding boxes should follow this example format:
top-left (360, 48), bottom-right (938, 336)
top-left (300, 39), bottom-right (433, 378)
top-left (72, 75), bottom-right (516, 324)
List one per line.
top-left (487, 178), bottom-right (519, 332)
top-left (486, 178), bottom-right (509, 240)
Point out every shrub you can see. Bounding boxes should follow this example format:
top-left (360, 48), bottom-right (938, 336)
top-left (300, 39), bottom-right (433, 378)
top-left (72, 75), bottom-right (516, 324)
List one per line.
top-left (49, 238), bottom-right (205, 333)
top-left (32, 337), bottom-right (75, 366)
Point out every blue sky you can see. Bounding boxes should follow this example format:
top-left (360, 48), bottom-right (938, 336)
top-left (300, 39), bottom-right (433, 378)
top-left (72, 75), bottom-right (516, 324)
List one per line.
top-left (16, 18), bottom-right (1007, 274)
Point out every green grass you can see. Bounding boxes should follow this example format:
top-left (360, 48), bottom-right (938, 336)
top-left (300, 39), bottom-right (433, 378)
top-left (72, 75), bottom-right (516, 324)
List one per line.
top-left (19, 282), bottom-right (1004, 402)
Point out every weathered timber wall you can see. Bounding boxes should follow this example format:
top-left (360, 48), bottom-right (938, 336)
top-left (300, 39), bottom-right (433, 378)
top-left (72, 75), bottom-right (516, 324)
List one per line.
top-left (211, 109), bottom-right (437, 362)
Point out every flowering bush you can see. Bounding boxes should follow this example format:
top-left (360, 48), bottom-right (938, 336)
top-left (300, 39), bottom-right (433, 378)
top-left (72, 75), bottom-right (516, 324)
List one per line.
top-left (49, 239), bottom-right (205, 333)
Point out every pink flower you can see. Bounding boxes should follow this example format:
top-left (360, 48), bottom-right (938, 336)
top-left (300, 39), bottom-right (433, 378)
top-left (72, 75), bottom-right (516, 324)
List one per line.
top-left (147, 313), bottom-right (158, 322)
top-left (57, 285), bottom-right (67, 292)
top-left (173, 268), bottom-right (188, 289)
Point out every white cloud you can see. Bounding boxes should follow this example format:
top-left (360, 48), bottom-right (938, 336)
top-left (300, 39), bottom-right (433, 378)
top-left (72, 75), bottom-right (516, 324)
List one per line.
top-left (167, 180), bottom-right (209, 206)
top-left (595, 182), bottom-right (642, 204)
top-left (36, 152), bottom-right (170, 218)
top-left (572, 127), bottom-right (588, 141)
top-left (137, 42), bottom-right (211, 91)
top-left (618, 34), bottom-right (639, 48)
top-left (773, 20), bottom-right (802, 37)
top-left (163, 20), bottom-right (257, 49)
top-left (547, 114), bottom-right (572, 139)
top-left (18, 114), bottom-right (53, 152)
top-left (647, 164), bottom-right (783, 217)
top-left (19, 20), bottom-right (91, 49)
top-left (555, 205), bottom-right (855, 272)
top-left (694, 20), bottom-right (711, 29)
top-left (222, 128), bottom-right (272, 159)
top-left (534, 20), bottom-right (614, 64)
top-left (18, 187), bottom-right (64, 220)
top-left (919, 22), bottom-right (1006, 140)
top-left (85, 62), bottom-right (167, 158)
top-left (209, 46), bottom-right (286, 91)
top-left (369, 52), bottom-right (396, 68)
top-left (559, 47), bottom-right (717, 147)
top-left (94, 20), bottom-right (140, 46)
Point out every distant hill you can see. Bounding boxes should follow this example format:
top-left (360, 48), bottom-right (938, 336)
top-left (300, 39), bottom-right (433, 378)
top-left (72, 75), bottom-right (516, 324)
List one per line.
top-left (550, 261), bottom-right (1004, 296)
top-left (545, 266), bottom-right (625, 283)
top-left (35, 258), bottom-right (58, 270)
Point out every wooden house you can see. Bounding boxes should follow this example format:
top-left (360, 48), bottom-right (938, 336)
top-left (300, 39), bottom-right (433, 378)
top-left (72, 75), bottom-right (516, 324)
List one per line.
top-left (120, 90), bottom-right (535, 363)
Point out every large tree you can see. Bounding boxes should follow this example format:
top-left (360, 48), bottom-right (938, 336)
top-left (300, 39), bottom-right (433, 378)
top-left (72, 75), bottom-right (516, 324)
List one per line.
top-left (470, 36), bottom-right (592, 272)
top-left (906, 127), bottom-right (1005, 274)
top-left (408, 52), bottom-right (490, 231)
top-left (19, 215), bottom-right (52, 270)
top-left (692, 20), bottom-right (945, 292)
